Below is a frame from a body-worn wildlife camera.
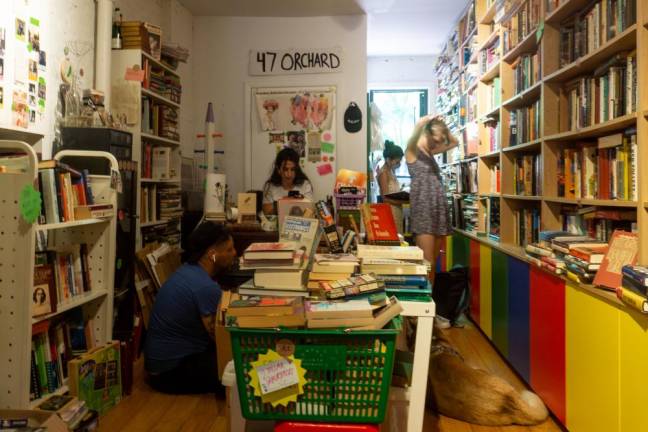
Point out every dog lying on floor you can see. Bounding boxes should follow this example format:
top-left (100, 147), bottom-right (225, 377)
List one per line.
top-left (427, 330), bottom-right (549, 426)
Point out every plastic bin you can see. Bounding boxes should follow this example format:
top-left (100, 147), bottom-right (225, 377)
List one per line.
top-left (228, 323), bottom-right (399, 423)
top-left (334, 192), bottom-right (366, 210)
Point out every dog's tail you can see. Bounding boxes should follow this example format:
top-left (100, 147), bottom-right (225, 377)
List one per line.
top-left (510, 390), bottom-right (549, 425)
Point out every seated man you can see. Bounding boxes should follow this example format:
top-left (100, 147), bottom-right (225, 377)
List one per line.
top-left (144, 222), bottom-right (237, 394)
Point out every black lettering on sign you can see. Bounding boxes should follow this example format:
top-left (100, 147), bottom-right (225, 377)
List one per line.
top-left (307, 52), bottom-right (315, 68)
top-left (281, 53), bottom-right (293, 71)
top-left (313, 53), bottom-right (321, 67)
top-left (321, 53), bottom-right (329, 68)
top-left (294, 52), bottom-right (302, 70)
top-left (256, 52), bottom-right (266, 73)
top-left (330, 53), bottom-right (340, 69)
top-left (268, 52), bottom-right (277, 72)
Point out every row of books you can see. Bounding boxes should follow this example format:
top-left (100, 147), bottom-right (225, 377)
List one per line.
top-left (617, 265), bottom-right (648, 313)
top-left (38, 160), bottom-right (98, 224)
top-left (448, 159), bottom-right (478, 194)
top-left (485, 120), bottom-right (500, 152)
top-left (142, 58), bottom-right (182, 104)
top-left (140, 184), bottom-right (182, 224)
top-left (559, 206), bottom-right (635, 243)
top-left (485, 196), bottom-right (501, 241)
top-left (460, 86), bottom-right (478, 126)
top-left (513, 154), bottom-right (542, 196)
top-left (120, 21), bottom-right (161, 59)
top-left (514, 207), bottom-right (540, 247)
top-left (556, 129), bottom-right (637, 201)
top-left (509, 99), bottom-right (541, 146)
top-left (480, 37), bottom-right (500, 77)
top-left (141, 220), bottom-right (181, 247)
top-left (452, 194), bottom-right (479, 232)
top-left (141, 144), bottom-right (176, 180)
top-left (33, 246), bottom-right (92, 318)
top-left (141, 97), bottom-right (179, 141)
top-left (488, 77), bottom-right (501, 112)
top-left (502, 0), bottom-right (541, 54)
top-left (512, 52), bottom-right (541, 95)
top-left (565, 51), bottom-right (637, 130)
top-left (489, 162), bottom-right (501, 193)
top-left (30, 311), bottom-right (95, 402)
top-left (558, 0), bottom-right (636, 68)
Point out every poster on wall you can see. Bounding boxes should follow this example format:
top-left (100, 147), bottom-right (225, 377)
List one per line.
top-left (255, 90), bottom-right (334, 132)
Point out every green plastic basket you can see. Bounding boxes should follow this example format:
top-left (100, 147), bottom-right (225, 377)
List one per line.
top-left (228, 320), bottom-right (400, 423)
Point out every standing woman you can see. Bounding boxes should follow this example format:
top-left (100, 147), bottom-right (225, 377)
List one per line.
top-left (406, 116), bottom-right (458, 285)
top-left (377, 140), bottom-right (407, 233)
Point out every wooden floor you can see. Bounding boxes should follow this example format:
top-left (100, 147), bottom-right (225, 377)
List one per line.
top-left (99, 321), bottom-right (561, 432)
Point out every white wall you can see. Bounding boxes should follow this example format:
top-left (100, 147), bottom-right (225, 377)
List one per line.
top-left (116, 0), bottom-right (194, 157)
top-left (192, 15), bottom-right (368, 197)
top-left (0, 0), bottom-right (96, 157)
top-left (368, 55), bottom-right (437, 115)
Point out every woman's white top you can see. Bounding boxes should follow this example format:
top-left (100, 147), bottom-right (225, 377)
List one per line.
top-left (262, 181), bottom-right (314, 204)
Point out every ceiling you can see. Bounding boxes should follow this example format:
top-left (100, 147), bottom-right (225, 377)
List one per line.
top-left (179, 0), bottom-right (470, 56)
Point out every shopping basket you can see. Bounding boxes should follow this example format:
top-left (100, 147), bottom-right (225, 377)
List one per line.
top-left (228, 321), bottom-right (399, 423)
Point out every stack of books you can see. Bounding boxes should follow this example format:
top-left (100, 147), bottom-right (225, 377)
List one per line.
top-left (319, 274), bottom-right (386, 300)
top-left (307, 253), bottom-right (358, 291)
top-left (239, 242), bottom-right (308, 296)
top-left (618, 265), bottom-right (648, 313)
top-left (305, 296), bottom-right (403, 330)
top-left (356, 245), bottom-right (431, 300)
top-left (226, 295), bottom-right (305, 328)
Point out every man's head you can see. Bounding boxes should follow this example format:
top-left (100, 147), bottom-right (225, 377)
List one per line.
top-left (184, 222), bottom-right (236, 275)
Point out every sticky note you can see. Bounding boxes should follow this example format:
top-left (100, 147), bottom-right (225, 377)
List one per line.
top-left (321, 142), bottom-right (335, 153)
top-left (317, 163), bottom-right (333, 176)
top-left (125, 68), bottom-right (145, 82)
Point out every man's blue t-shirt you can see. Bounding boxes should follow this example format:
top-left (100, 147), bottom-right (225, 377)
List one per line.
top-left (145, 263), bottom-right (222, 373)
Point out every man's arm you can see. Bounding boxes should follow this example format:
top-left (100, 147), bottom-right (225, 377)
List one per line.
top-left (201, 314), bottom-right (217, 340)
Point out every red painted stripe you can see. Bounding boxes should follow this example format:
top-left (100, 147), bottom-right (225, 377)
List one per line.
top-left (469, 240), bottom-right (481, 323)
top-left (529, 267), bottom-right (566, 424)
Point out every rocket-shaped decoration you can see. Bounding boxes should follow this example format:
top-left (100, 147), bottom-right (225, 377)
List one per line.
top-left (205, 102), bottom-right (216, 175)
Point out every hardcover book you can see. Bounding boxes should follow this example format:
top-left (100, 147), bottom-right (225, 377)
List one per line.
top-left (593, 230), bottom-right (639, 291)
top-left (360, 204), bottom-right (399, 244)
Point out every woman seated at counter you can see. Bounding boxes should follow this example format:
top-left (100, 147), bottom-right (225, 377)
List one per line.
top-left (262, 148), bottom-right (314, 215)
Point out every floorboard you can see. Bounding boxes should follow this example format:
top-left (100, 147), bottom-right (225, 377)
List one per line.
top-left (98, 320), bottom-right (562, 432)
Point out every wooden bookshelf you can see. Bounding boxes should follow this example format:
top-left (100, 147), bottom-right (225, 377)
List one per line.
top-left (480, 149), bottom-right (500, 159)
top-left (502, 30), bottom-right (539, 64)
top-left (545, 0), bottom-right (593, 24)
top-left (502, 194), bottom-right (542, 201)
top-left (502, 81), bottom-right (542, 109)
top-left (502, 138), bottom-right (542, 153)
top-left (141, 132), bottom-right (181, 147)
top-left (480, 62), bottom-right (500, 82)
top-left (544, 113), bottom-right (637, 141)
top-left (479, 1), bottom-right (497, 24)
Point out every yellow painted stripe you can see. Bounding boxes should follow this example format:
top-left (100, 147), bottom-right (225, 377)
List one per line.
top-left (445, 236), bottom-right (453, 270)
top-left (566, 282), bottom-right (619, 431)
top-left (619, 308), bottom-right (648, 431)
top-left (479, 244), bottom-right (492, 338)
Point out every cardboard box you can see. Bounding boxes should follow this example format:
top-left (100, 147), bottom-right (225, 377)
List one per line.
top-left (67, 341), bottom-right (122, 415)
top-left (216, 291), bottom-right (237, 379)
top-left (0, 409), bottom-right (68, 432)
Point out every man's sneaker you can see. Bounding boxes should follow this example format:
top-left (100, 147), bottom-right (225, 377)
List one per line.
top-left (434, 315), bottom-right (451, 329)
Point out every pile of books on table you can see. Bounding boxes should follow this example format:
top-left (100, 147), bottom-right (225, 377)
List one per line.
top-left (36, 395), bottom-right (98, 432)
top-left (617, 265), bottom-right (648, 314)
top-left (525, 231), bottom-right (608, 283)
top-left (356, 244), bottom-right (431, 301)
top-left (305, 296), bottom-right (403, 330)
top-left (307, 253), bottom-right (359, 292)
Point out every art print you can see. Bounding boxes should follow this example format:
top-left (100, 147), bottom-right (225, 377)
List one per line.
top-left (269, 132), bottom-right (285, 145)
top-left (28, 59), bottom-right (37, 81)
top-left (39, 50), bottom-right (46, 69)
top-left (0, 57), bottom-right (3, 82)
top-left (260, 98), bottom-right (279, 131)
top-left (28, 28), bottom-right (39, 52)
top-left (12, 88), bottom-right (28, 128)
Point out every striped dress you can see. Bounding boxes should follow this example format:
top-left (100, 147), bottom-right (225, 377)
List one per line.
top-left (406, 149), bottom-right (452, 236)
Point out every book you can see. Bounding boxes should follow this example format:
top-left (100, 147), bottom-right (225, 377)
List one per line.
top-left (304, 299), bottom-right (374, 319)
top-left (312, 254), bottom-right (358, 273)
top-left (32, 262), bottom-right (56, 317)
top-left (622, 274), bottom-right (647, 297)
top-left (616, 286), bottom-right (648, 314)
top-left (321, 274), bottom-right (386, 299)
top-left (374, 274), bottom-right (428, 286)
top-left (243, 242), bottom-right (297, 260)
top-left (356, 244), bottom-right (423, 261)
top-left (361, 203), bottom-right (399, 244)
top-left (622, 265), bottom-right (648, 287)
top-left (308, 272), bottom-right (355, 281)
top-left (307, 316), bottom-right (375, 329)
top-left (352, 296), bottom-right (404, 330)
top-left (230, 307), bottom-right (306, 328)
top-left (239, 249), bottom-right (305, 270)
top-left (593, 230), bottom-right (639, 291)
top-left (569, 245), bottom-right (608, 264)
top-left (279, 216), bottom-right (321, 261)
top-left (253, 266), bottom-right (308, 290)
top-left (360, 259), bottom-right (428, 275)
top-left (237, 279), bottom-right (309, 298)
top-left (227, 296), bottom-right (302, 317)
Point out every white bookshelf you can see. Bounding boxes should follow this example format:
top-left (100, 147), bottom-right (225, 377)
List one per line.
top-left (111, 49), bottom-right (183, 249)
top-left (0, 144), bottom-right (117, 409)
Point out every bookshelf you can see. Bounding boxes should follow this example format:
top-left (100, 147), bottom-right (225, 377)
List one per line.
top-left (111, 49), bottom-right (183, 250)
top-left (0, 144), bottom-right (116, 409)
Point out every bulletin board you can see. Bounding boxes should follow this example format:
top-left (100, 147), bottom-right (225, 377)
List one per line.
top-left (248, 85), bottom-right (337, 202)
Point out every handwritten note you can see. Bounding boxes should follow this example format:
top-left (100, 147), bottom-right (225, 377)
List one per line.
top-left (256, 358), bottom-right (299, 395)
top-left (125, 67), bottom-right (145, 82)
top-left (317, 163), bottom-right (333, 176)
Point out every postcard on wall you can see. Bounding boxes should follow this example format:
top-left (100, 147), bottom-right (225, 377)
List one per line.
top-left (0, 87), bottom-right (4, 109)
top-left (0, 57), bottom-right (4, 82)
top-left (0, 28), bottom-right (5, 56)
top-left (12, 87), bottom-right (29, 128)
top-left (269, 132), bottom-right (285, 146)
top-left (286, 131), bottom-right (306, 157)
top-left (16, 18), bottom-right (26, 42)
top-left (29, 60), bottom-right (38, 81)
top-left (28, 27), bottom-right (40, 52)
top-left (38, 51), bottom-right (46, 70)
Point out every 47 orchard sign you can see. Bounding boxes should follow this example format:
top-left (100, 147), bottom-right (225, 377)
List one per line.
top-left (249, 48), bottom-right (343, 76)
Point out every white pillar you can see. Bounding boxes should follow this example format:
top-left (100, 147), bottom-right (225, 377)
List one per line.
top-left (95, 0), bottom-right (113, 109)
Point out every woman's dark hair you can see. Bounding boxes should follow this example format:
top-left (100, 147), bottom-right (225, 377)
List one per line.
top-left (265, 147), bottom-right (310, 187)
top-left (33, 287), bottom-right (46, 303)
top-left (383, 140), bottom-right (404, 160)
top-left (183, 221), bottom-right (232, 264)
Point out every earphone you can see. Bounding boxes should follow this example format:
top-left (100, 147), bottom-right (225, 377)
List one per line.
top-left (211, 254), bottom-right (217, 263)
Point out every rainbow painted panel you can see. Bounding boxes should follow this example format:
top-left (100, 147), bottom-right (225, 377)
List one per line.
top-left (479, 244), bottom-right (493, 338)
top-left (507, 256), bottom-right (530, 382)
top-left (491, 249), bottom-right (509, 356)
top-left (618, 307), bottom-right (648, 431)
top-left (566, 282), bottom-right (619, 432)
top-left (529, 268), bottom-right (566, 425)
top-left (469, 240), bottom-right (481, 323)
top-left (451, 234), bottom-right (470, 268)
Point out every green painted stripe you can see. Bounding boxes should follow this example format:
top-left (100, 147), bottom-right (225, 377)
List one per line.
top-left (491, 248), bottom-right (509, 357)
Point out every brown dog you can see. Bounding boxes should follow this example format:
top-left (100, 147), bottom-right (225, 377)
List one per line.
top-left (427, 330), bottom-right (549, 426)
